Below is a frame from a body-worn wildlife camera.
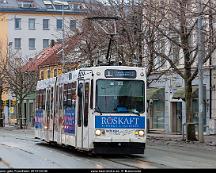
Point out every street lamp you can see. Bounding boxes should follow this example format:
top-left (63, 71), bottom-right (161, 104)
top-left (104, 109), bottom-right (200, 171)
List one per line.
top-left (54, 0), bottom-right (66, 73)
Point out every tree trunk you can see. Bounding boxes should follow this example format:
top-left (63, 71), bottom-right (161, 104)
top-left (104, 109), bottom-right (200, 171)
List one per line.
top-left (18, 101), bottom-right (23, 129)
top-left (185, 81), bottom-right (197, 141)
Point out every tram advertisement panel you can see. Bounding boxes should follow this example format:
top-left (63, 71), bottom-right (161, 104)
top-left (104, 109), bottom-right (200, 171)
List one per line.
top-left (35, 109), bottom-right (43, 129)
top-left (95, 116), bottom-right (145, 129)
top-left (64, 107), bottom-right (75, 134)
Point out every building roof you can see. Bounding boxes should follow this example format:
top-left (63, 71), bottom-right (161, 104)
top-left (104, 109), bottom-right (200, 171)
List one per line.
top-left (22, 33), bottom-right (82, 72)
top-left (0, 0), bottom-right (90, 14)
top-left (22, 43), bottom-right (62, 72)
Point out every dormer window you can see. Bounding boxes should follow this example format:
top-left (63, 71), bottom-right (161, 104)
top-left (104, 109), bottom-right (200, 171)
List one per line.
top-left (53, 1), bottom-right (69, 11)
top-left (17, 0), bottom-right (35, 8)
top-left (43, 0), bottom-right (53, 9)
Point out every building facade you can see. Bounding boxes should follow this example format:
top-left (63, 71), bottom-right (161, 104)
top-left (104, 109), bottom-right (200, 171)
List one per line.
top-left (147, 68), bottom-right (214, 135)
top-left (0, 0), bottom-right (87, 60)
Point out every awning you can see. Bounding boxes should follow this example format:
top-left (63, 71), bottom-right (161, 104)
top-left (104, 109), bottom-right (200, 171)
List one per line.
top-left (147, 88), bottom-right (165, 100)
top-left (172, 86), bottom-right (198, 99)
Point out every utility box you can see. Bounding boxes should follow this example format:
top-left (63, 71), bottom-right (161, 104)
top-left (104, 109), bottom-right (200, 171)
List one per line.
top-left (209, 118), bottom-right (216, 134)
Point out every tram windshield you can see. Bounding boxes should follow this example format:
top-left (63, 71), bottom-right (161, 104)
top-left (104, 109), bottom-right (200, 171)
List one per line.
top-left (96, 80), bottom-right (145, 114)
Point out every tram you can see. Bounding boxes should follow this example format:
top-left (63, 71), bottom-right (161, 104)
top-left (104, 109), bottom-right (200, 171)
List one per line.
top-left (34, 66), bottom-right (147, 154)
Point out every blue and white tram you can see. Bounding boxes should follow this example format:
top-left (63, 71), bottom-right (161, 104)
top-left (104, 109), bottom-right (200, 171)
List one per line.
top-left (35, 66), bottom-right (147, 154)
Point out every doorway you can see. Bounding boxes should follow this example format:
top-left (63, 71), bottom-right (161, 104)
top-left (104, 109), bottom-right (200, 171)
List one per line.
top-left (172, 102), bottom-right (182, 133)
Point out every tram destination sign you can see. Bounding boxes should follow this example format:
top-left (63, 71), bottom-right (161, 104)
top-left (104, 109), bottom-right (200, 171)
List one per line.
top-left (105, 69), bottom-right (136, 78)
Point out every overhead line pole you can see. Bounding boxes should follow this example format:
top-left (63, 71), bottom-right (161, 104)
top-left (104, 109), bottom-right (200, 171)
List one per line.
top-left (197, 0), bottom-right (204, 143)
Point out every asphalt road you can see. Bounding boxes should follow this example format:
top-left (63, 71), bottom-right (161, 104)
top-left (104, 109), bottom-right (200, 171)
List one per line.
top-left (0, 128), bottom-right (216, 169)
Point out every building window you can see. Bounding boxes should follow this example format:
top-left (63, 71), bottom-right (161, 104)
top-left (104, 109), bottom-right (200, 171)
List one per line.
top-left (40, 71), bottom-right (44, 80)
top-left (54, 68), bottom-right (58, 77)
top-left (17, 1), bottom-right (34, 8)
top-left (74, 4), bottom-right (81, 11)
top-left (47, 69), bottom-right (51, 78)
top-left (54, 5), bottom-right (63, 10)
top-left (56, 19), bottom-right (63, 30)
top-left (14, 38), bottom-right (21, 49)
top-left (15, 18), bottom-right (21, 30)
top-left (171, 35), bottom-right (180, 66)
top-left (29, 18), bottom-right (35, 30)
top-left (29, 38), bottom-right (36, 50)
top-left (43, 39), bottom-right (49, 48)
top-left (43, 19), bottom-right (49, 30)
top-left (70, 20), bottom-right (76, 31)
top-left (45, 4), bottom-right (53, 9)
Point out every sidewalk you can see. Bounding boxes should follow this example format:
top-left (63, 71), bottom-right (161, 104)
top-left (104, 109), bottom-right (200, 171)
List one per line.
top-left (0, 124), bottom-right (34, 131)
top-left (147, 132), bottom-right (216, 151)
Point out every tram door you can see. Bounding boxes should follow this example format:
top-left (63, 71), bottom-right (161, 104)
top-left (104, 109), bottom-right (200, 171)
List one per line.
top-left (76, 80), bottom-right (90, 149)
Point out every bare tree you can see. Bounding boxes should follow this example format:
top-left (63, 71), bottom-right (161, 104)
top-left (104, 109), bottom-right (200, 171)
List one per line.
top-left (143, 0), bottom-right (216, 140)
top-left (0, 41), bottom-right (9, 127)
top-left (4, 56), bottom-right (38, 129)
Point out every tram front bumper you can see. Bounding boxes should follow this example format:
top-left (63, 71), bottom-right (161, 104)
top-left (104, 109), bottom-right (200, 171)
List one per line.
top-left (94, 136), bottom-right (146, 143)
top-left (93, 141), bottom-right (145, 154)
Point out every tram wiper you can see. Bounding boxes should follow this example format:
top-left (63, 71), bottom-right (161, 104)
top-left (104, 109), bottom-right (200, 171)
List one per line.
top-left (128, 109), bottom-right (140, 116)
top-left (95, 106), bottom-right (102, 115)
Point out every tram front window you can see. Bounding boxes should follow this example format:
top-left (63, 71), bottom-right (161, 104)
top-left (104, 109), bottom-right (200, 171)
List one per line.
top-left (96, 80), bottom-right (145, 114)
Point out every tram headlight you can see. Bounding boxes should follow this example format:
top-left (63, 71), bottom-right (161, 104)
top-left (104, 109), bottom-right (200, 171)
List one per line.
top-left (95, 129), bottom-right (105, 136)
top-left (140, 72), bottom-right (144, 76)
top-left (95, 129), bottom-right (102, 136)
top-left (138, 130), bottom-right (145, 137)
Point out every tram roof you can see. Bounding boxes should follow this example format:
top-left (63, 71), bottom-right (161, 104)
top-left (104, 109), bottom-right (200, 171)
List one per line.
top-left (79, 66), bottom-right (146, 71)
top-left (36, 66), bottom-right (146, 90)
top-left (36, 77), bottom-right (57, 90)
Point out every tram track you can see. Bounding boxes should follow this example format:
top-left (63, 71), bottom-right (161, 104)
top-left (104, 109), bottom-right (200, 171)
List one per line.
top-left (1, 133), bottom-right (169, 169)
top-left (36, 142), bottom-right (160, 168)
top-left (99, 154), bottom-right (171, 169)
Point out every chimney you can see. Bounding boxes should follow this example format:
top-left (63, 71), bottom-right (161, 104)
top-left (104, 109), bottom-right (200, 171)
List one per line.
top-left (50, 39), bottom-right (55, 47)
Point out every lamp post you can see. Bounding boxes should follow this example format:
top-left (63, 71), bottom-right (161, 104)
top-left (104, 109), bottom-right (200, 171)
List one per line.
top-left (8, 42), bottom-right (12, 126)
top-left (62, 3), bottom-right (65, 73)
top-left (197, 0), bottom-right (204, 143)
top-left (54, 1), bottom-right (65, 73)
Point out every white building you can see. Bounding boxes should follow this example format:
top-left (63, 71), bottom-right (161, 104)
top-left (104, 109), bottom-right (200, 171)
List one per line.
top-left (0, 0), bottom-right (89, 60)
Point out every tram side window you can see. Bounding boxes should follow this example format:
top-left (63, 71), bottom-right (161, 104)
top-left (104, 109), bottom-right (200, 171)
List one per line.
top-left (67, 83), bottom-right (72, 106)
top-left (84, 82), bottom-right (89, 127)
top-left (78, 83), bottom-right (83, 127)
top-left (36, 92), bottom-right (40, 109)
top-left (42, 89), bottom-right (45, 109)
top-left (59, 86), bottom-right (63, 110)
top-left (51, 87), bottom-right (53, 118)
top-left (63, 84), bottom-right (68, 107)
top-left (55, 86), bottom-right (59, 111)
top-left (71, 82), bottom-right (76, 108)
top-left (46, 89), bottom-right (50, 111)
top-left (90, 80), bottom-right (93, 109)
